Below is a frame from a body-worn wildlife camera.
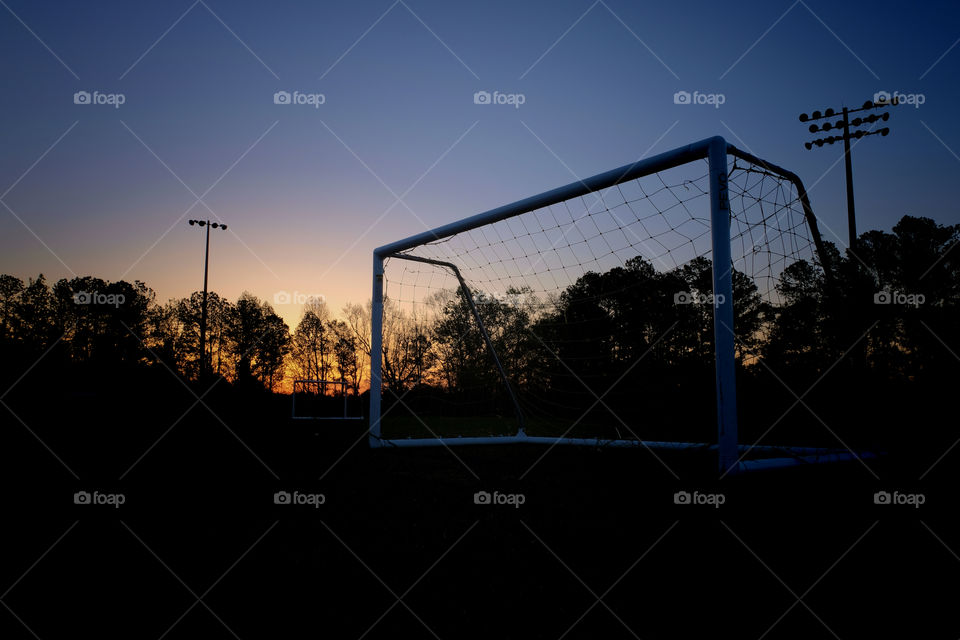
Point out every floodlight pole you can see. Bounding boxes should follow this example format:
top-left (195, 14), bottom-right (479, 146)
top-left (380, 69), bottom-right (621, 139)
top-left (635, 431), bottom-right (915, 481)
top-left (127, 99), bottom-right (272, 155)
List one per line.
top-left (799, 99), bottom-right (896, 255)
top-left (200, 222), bottom-right (210, 380)
top-left (189, 219), bottom-right (227, 382)
top-left (841, 107), bottom-right (857, 251)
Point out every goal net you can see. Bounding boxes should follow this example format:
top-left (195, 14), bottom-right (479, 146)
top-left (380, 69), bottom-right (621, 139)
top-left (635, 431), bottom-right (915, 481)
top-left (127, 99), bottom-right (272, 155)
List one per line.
top-left (369, 136), bottom-right (874, 474)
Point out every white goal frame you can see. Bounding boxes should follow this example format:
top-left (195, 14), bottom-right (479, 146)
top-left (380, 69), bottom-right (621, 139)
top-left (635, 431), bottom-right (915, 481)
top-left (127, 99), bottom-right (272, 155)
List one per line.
top-left (368, 136), bottom-right (876, 474)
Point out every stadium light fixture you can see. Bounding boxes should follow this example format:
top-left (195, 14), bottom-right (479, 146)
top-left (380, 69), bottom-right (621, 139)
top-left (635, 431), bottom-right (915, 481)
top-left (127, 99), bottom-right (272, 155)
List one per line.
top-left (798, 97), bottom-right (897, 252)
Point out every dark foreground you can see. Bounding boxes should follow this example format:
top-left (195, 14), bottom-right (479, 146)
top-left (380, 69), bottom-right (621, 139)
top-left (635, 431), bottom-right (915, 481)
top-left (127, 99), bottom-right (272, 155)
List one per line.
top-left (1, 379), bottom-right (958, 639)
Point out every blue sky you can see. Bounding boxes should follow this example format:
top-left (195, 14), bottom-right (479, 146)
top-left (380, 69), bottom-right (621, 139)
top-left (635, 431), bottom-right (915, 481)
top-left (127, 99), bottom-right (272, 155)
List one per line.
top-left (2, 0), bottom-right (959, 328)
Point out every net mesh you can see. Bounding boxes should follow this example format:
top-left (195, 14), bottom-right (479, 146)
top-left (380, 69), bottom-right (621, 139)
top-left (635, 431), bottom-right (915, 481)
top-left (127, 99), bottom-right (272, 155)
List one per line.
top-left (378, 155), bottom-right (821, 443)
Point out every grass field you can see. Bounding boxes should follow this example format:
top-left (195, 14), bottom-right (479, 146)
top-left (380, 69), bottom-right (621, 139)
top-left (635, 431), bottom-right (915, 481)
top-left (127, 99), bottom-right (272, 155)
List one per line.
top-left (2, 380), bottom-right (957, 638)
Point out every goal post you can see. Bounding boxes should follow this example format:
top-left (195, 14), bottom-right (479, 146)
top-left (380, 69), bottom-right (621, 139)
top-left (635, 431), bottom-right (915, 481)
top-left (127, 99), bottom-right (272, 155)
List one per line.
top-left (708, 137), bottom-right (738, 473)
top-left (368, 136), bottom-right (873, 475)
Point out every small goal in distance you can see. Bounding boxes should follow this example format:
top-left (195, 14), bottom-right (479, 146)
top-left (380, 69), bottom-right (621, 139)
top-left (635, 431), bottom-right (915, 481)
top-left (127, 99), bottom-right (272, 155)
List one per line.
top-left (291, 379), bottom-right (364, 421)
top-left (368, 136), bottom-right (879, 475)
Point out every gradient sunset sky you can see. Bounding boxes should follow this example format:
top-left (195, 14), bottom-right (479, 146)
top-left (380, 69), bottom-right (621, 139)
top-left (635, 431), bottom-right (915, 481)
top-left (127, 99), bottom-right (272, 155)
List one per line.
top-left (2, 0), bottom-right (959, 330)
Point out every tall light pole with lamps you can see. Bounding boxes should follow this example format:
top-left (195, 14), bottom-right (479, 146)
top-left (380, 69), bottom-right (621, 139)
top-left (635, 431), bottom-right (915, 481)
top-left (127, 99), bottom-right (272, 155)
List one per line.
top-left (799, 97), bottom-right (898, 254)
top-left (188, 219), bottom-right (227, 381)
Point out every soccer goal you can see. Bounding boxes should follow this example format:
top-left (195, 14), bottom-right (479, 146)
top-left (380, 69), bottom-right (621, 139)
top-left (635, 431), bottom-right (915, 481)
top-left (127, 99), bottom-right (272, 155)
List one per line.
top-left (292, 379), bottom-right (364, 420)
top-left (368, 136), bottom-right (878, 474)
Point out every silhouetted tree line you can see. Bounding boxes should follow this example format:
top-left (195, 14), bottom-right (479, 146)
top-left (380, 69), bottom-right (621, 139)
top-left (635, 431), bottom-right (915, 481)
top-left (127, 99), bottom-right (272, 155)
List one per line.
top-left (0, 273), bottom-right (380, 401)
top-left (289, 299), bottom-right (370, 397)
top-left (0, 277), bottom-right (292, 392)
